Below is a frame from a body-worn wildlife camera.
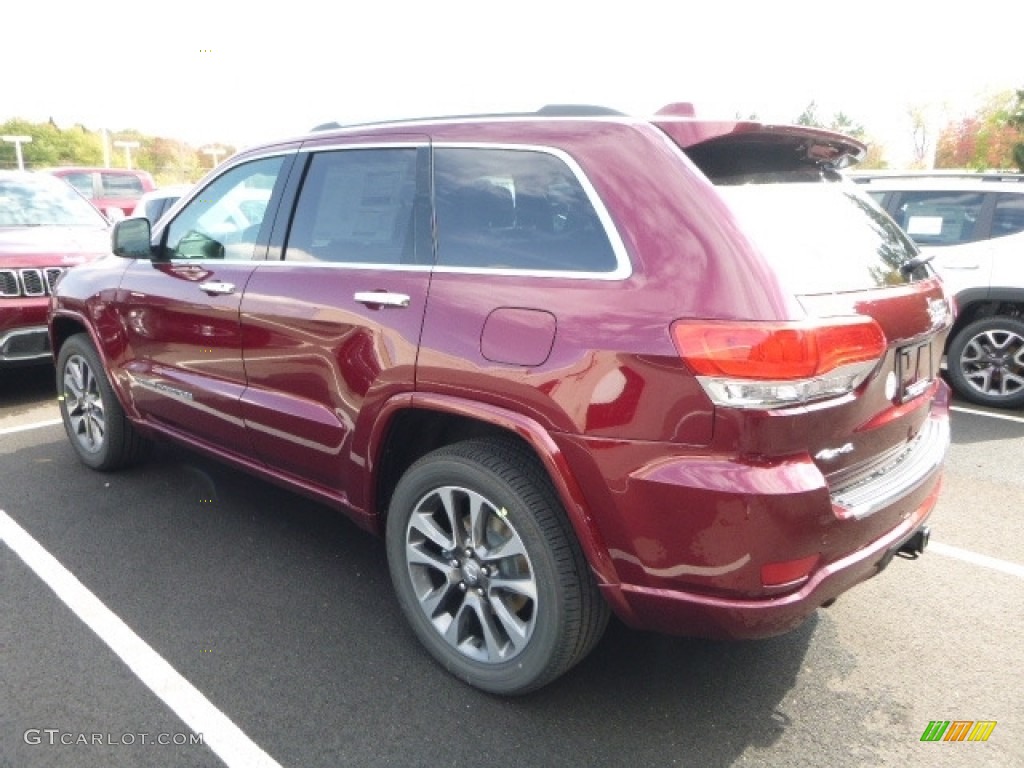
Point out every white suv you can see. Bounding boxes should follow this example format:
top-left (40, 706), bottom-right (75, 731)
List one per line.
top-left (850, 172), bottom-right (1024, 409)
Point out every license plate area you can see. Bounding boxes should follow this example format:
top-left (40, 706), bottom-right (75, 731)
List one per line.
top-left (896, 341), bottom-right (934, 402)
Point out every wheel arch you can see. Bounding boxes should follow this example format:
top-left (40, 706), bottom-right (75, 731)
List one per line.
top-left (367, 392), bottom-right (620, 589)
top-left (50, 311), bottom-right (139, 421)
top-left (950, 287), bottom-right (1024, 342)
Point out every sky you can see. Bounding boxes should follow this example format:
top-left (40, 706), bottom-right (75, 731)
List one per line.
top-left (4, 1), bottom-right (1022, 166)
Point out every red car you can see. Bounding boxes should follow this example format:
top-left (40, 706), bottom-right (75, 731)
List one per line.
top-left (1, 171), bottom-right (110, 366)
top-left (46, 166), bottom-right (155, 220)
top-left (48, 105), bottom-right (952, 694)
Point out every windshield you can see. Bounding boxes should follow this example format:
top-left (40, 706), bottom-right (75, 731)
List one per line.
top-left (717, 179), bottom-right (923, 295)
top-left (0, 175), bottom-right (109, 228)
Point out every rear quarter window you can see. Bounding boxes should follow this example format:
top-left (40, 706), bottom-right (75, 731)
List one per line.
top-left (434, 147), bottom-right (619, 274)
top-left (993, 192), bottom-right (1024, 239)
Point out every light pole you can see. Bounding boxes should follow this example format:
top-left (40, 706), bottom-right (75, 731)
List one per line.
top-left (113, 140), bottom-right (140, 169)
top-left (202, 146), bottom-right (225, 168)
top-left (2, 135), bottom-right (33, 171)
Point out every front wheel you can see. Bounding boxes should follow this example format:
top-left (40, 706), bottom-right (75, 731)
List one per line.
top-left (385, 438), bottom-right (609, 695)
top-left (56, 333), bottom-right (150, 470)
top-left (946, 316), bottom-right (1024, 409)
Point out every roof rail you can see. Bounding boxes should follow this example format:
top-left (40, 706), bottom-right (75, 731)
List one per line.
top-left (535, 104), bottom-right (625, 116)
top-left (847, 169), bottom-right (1024, 183)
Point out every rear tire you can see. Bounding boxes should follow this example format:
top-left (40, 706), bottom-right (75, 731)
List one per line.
top-left (946, 316), bottom-right (1024, 409)
top-left (385, 438), bottom-right (609, 695)
top-left (56, 333), bottom-right (150, 470)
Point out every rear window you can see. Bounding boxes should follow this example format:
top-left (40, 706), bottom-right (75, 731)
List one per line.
top-left (716, 179), bottom-right (922, 295)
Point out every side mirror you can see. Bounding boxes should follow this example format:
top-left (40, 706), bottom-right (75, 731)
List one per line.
top-left (112, 217), bottom-right (153, 259)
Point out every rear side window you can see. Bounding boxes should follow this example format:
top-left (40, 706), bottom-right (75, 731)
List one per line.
top-left (434, 147), bottom-right (617, 273)
top-left (285, 148), bottom-right (419, 265)
top-left (892, 190), bottom-right (985, 246)
top-left (993, 192), bottom-right (1024, 239)
top-left (717, 180), bottom-right (922, 295)
top-left (102, 173), bottom-right (144, 197)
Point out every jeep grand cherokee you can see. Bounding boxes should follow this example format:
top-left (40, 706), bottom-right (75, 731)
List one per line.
top-left (49, 105), bottom-right (952, 694)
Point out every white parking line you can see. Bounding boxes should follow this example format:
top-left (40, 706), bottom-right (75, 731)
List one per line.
top-left (929, 541), bottom-right (1024, 579)
top-left (950, 405), bottom-right (1024, 424)
top-left (0, 510), bottom-right (282, 768)
top-left (0, 418), bottom-right (62, 436)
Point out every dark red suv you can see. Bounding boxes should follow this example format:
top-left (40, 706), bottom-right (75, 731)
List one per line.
top-left (48, 105), bottom-right (953, 694)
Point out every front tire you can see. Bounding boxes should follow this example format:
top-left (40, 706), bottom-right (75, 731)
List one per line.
top-left (56, 333), bottom-right (149, 470)
top-left (946, 316), bottom-right (1024, 409)
top-left (385, 438), bottom-right (609, 695)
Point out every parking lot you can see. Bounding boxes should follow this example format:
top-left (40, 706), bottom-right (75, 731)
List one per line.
top-left (2, 364), bottom-right (1022, 768)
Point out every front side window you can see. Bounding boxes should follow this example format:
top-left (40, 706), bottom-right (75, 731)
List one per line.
top-left (284, 148), bottom-right (420, 265)
top-left (892, 190), bottom-right (985, 246)
top-left (164, 156), bottom-right (284, 260)
top-left (434, 147), bottom-right (618, 273)
top-left (992, 192), bottom-right (1024, 239)
top-left (62, 172), bottom-right (95, 198)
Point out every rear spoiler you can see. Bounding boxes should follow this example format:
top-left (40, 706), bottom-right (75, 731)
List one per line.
top-left (654, 117), bottom-right (866, 179)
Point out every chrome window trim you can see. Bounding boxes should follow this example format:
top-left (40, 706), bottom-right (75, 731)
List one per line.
top-left (296, 141), bottom-right (429, 153)
top-left (271, 141), bottom-right (633, 280)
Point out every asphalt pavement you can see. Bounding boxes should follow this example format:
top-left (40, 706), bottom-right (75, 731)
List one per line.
top-left (2, 365), bottom-right (1021, 768)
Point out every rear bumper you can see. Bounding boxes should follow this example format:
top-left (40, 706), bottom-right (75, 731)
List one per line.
top-left (606, 476), bottom-right (940, 639)
top-left (557, 382), bottom-right (950, 640)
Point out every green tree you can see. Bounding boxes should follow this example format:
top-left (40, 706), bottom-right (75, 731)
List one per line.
top-left (1007, 88), bottom-right (1024, 172)
top-left (934, 89), bottom-right (1024, 170)
top-left (0, 118), bottom-right (102, 169)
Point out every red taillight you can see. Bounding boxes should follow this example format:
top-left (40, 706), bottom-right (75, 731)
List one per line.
top-left (761, 554), bottom-right (820, 587)
top-left (671, 318), bottom-right (886, 380)
top-left (671, 317), bottom-right (887, 409)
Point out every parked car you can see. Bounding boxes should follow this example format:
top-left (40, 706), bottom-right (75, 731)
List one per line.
top-left (0, 171), bottom-right (110, 365)
top-left (49, 105), bottom-right (952, 694)
top-left (47, 167), bottom-right (155, 220)
top-left (849, 171), bottom-right (1024, 408)
top-left (131, 184), bottom-right (192, 226)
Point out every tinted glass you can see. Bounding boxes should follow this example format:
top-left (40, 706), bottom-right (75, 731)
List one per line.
top-left (102, 173), bottom-right (145, 197)
top-left (285, 149), bottom-right (418, 264)
top-left (0, 175), bottom-right (108, 228)
top-left (62, 172), bottom-right (94, 197)
top-left (891, 190), bottom-right (985, 246)
top-left (992, 192), bottom-right (1024, 239)
top-left (164, 156), bottom-right (284, 260)
top-left (434, 148), bottom-right (617, 272)
top-left (717, 181), bottom-right (922, 295)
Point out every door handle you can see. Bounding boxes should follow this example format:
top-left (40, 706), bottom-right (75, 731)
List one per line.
top-left (354, 291), bottom-right (410, 308)
top-left (199, 281), bottom-right (236, 295)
